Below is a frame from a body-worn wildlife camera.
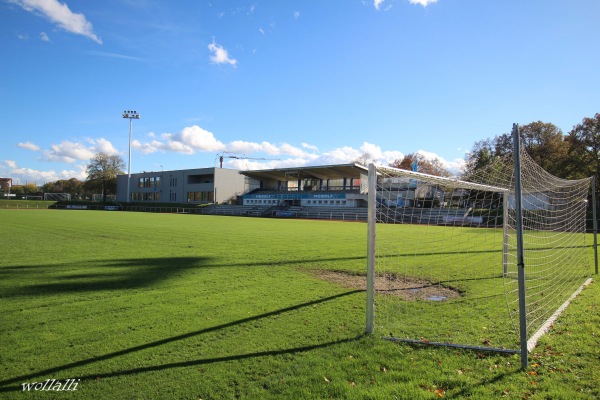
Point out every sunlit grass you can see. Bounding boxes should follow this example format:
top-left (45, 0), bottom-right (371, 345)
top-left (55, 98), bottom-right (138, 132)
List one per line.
top-left (0, 209), bottom-right (597, 399)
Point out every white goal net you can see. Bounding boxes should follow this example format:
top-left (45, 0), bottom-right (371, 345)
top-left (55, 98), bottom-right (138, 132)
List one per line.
top-left (367, 130), bottom-right (593, 364)
top-left (92, 194), bottom-right (116, 202)
top-left (43, 193), bottom-right (71, 201)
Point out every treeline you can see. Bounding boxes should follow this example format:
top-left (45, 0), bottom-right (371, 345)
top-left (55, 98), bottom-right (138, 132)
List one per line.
top-left (463, 113), bottom-right (600, 181)
top-left (10, 178), bottom-right (99, 200)
top-left (391, 113), bottom-right (599, 186)
top-left (10, 153), bottom-right (125, 201)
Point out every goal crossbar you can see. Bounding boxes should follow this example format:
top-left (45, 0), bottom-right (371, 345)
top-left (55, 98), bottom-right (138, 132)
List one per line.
top-left (376, 165), bottom-right (509, 193)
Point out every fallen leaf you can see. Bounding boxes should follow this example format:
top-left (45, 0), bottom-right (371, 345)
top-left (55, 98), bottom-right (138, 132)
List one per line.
top-left (457, 369), bottom-right (463, 375)
top-left (434, 388), bottom-right (445, 397)
top-left (323, 376), bottom-right (330, 383)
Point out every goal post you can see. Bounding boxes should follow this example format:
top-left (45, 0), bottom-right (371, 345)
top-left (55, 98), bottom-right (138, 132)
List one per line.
top-left (366, 125), bottom-right (595, 368)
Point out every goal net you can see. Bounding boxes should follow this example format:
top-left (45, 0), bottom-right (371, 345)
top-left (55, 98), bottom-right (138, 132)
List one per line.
top-left (44, 193), bottom-right (71, 201)
top-left (367, 134), bottom-right (593, 359)
top-left (92, 194), bottom-right (116, 202)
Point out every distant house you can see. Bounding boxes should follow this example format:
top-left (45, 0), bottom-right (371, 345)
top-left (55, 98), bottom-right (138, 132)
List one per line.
top-left (0, 178), bottom-right (12, 192)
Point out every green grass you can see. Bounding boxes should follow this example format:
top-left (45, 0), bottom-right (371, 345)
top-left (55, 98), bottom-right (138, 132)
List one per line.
top-left (0, 209), bottom-right (597, 399)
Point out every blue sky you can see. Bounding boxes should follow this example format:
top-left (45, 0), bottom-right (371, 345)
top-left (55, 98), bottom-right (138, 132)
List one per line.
top-left (1, 0), bottom-right (599, 185)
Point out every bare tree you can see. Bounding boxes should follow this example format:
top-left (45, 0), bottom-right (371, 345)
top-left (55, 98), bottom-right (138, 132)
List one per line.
top-left (390, 152), bottom-right (450, 177)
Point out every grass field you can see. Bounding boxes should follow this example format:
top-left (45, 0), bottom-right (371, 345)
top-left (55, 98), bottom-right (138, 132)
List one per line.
top-left (0, 200), bottom-right (55, 209)
top-left (0, 209), bottom-right (598, 399)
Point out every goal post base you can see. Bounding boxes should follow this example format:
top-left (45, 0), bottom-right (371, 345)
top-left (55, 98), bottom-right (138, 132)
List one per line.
top-left (383, 337), bottom-right (521, 355)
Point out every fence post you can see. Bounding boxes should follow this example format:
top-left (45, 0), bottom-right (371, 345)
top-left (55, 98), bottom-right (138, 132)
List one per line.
top-left (592, 176), bottom-right (598, 275)
top-left (512, 123), bottom-right (528, 369)
top-left (503, 193), bottom-right (509, 277)
top-left (366, 163), bottom-right (376, 334)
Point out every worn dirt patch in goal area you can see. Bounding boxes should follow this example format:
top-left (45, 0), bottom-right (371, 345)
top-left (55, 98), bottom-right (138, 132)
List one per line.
top-left (310, 270), bottom-right (462, 301)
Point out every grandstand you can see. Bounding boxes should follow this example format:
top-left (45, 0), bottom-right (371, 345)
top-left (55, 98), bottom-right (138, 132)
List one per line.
top-left (115, 162), bottom-right (506, 223)
top-left (239, 163), bottom-right (368, 206)
top-left (116, 163), bottom-right (492, 222)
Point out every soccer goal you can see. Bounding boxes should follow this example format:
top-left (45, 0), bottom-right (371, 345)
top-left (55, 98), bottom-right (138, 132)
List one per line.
top-left (92, 194), bottom-right (116, 202)
top-left (44, 193), bottom-right (71, 201)
top-left (366, 124), bottom-right (596, 368)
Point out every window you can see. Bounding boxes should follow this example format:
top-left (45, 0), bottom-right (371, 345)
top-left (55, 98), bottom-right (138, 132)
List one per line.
top-left (187, 191), bottom-right (214, 202)
top-left (187, 174), bottom-right (213, 184)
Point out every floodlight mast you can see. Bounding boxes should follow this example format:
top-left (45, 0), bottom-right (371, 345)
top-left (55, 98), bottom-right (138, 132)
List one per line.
top-left (122, 110), bottom-right (140, 202)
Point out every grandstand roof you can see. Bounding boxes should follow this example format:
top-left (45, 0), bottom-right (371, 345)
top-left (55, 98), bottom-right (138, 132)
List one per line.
top-left (239, 163), bottom-right (369, 181)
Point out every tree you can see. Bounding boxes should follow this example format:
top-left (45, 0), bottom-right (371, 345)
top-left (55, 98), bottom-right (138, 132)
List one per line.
top-left (86, 153), bottom-right (125, 202)
top-left (42, 178), bottom-right (87, 199)
top-left (463, 138), bottom-right (494, 179)
top-left (567, 113), bottom-right (600, 181)
top-left (354, 152), bottom-right (376, 167)
top-left (463, 122), bottom-right (570, 180)
top-left (519, 121), bottom-right (569, 176)
top-left (10, 183), bottom-right (39, 198)
top-left (390, 152), bottom-right (451, 177)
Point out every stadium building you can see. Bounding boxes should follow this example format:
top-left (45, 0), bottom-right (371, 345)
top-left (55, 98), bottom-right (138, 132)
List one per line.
top-left (115, 164), bottom-right (369, 208)
top-left (115, 167), bottom-right (247, 204)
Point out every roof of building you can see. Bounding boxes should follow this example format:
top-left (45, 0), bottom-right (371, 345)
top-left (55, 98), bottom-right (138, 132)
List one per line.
top-left (238, 163), bottom-right (369, 181)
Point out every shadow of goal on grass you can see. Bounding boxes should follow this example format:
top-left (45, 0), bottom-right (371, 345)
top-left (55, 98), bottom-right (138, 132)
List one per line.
top-left (0, 289), bottom-right (363, 392)
top-left (1, 257), bottom-right (213, 297)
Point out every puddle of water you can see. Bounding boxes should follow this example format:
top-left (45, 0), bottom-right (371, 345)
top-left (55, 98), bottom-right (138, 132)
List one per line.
top-left (427, 295), bottom-right (447, 301)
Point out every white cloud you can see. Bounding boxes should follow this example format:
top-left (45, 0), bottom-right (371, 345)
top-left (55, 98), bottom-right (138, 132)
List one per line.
top-left (17, 33), bottom-right (28, 40)
top-left (415, 150), bottom-right (464, 174)
top-left (43, 140), bottom-right (95, 163)
top-left (13, 0), bottom-right (102, 44)
top-left (163, 141), bottom-right (194, 155)
top-left (2, 160), bottom-right (87, 184)
top-left (140, 128), bottom-right (318, 159)
top-left (208, 39), bottom-right (237, 67)
top-left (359, 142), bottom-right (404, 165)
top-left (86, 51), bottom-right (144, 62)
top-left (317, 146), bottom-right (362, 164)
top-left (279, 143), bottom-right (308, 158)
top-left (225, 140), bottom-right (282, 155)
top-left (374, 0), bottom-right (384, 10)
top-left (40, 138), bottom-right (119, 163)
top-left (131, 139), bottom-right (162, 155)
top-left (88, 138), bottom-right (120, 155)
top-left (17, 141), bottom-right (41, 151)
top-left (293, 10), bottom-right (300, 19)
top-left (409, 0), bottom-right (438, 7)
top-left (39, 31), bottom-right (49, 41)
top-left (163, 125), bottom-right (226, 153)
top-left (129, 124), bottom-right (462, 174)
top-left (301, 143), bottom-right (319, 152)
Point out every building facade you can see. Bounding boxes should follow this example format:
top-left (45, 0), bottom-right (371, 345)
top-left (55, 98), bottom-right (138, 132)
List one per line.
top-left (116, 168), bottom-right (249, 204)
